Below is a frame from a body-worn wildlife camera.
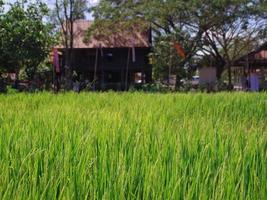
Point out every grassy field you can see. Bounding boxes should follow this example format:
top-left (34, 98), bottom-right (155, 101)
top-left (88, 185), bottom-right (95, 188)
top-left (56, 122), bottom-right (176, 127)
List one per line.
top-left (0, 92), bottom-right (266, 199)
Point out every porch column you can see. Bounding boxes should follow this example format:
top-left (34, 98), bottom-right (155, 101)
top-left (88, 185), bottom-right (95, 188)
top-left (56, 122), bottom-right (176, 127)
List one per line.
top-left (121, 70), bottom-right (125, 91)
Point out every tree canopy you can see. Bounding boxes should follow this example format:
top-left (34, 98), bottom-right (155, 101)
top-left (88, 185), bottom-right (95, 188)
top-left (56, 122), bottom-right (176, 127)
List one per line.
top-left (90, 0), bottom-right (267, 85)
top-left (0, 1), bottom-right (54, 79)
top-left (51, 0), bottom-right (90, 89)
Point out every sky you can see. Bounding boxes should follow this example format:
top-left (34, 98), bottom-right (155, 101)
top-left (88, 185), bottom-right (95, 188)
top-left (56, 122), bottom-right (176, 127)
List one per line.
top-left (46, 0), bottom-right (99, 19)
top-left (3, 0), bottom-right (99, 19)
top-left (45, 0), bottom-right (99, 9)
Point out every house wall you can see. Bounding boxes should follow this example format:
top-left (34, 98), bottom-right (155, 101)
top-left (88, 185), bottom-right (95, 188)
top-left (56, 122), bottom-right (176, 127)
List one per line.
top-left (199, 67), bottom-right (217, 84)
top-left (70, 47), bottom-right (151, 72)
top-left (60, 47), bottom-right (152, 90)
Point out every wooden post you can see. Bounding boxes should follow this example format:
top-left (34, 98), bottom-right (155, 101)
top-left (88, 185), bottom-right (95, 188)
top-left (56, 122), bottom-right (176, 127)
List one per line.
top-left (93, 47), bottom-right (99, 90)
top-left (245, 42), bottom-right (250, 91)
top-left (101, 55), bottom-right (104, 90)
top-left (125, 48), bottom-right (131, 90)
top-left (169, 46), bottom-right (172, 87)
top-left (121, 70), bottom-right (123, 91)
top-left (52, 63), bottom-right (55, 92)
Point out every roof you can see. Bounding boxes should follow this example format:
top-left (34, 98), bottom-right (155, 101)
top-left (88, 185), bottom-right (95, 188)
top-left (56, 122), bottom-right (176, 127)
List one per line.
top-left (58, 20), bottom-right (151, 49)
top-left (233, 41), bottom-right (267, 66)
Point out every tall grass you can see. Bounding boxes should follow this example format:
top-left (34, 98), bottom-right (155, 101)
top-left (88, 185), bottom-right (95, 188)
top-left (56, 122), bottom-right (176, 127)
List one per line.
top-left (0, 92), bottom-right (266, 199)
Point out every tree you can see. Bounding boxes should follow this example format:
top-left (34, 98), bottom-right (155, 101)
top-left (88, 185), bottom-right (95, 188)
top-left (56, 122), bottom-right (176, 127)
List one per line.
top-left (151, 35), bottom-right (196, 84)
top-left (52, 0), bottom-right (89, 90)
top-left (0, 0), bottom-right (7, 93)
top-left (0, 1), bottom-right (54, 83)
top-left (0, 0), bottom-right (5, 72)
top-left (90, 0), bottom-right (207, 87)
top-left (90, 0), bottom-right (266, 88)
top-left (0, 0), bottom-right (3, 12)
top-left (197, 0), bottom-right (266, 87)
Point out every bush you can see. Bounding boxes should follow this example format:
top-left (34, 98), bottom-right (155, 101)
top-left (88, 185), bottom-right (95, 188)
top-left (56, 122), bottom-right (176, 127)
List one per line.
top-left (129, 82), bottom-right (170, 93)
top-left (0, 77), bottom-right (7, 93)
top-left (178, 80), bottom-right (229, 93)
top-left (214, 80), bottom-right (229, 91)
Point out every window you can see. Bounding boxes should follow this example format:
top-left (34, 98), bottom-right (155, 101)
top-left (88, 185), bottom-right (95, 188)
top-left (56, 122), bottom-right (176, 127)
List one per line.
top-left (106, 53), bottom-right (113, 62)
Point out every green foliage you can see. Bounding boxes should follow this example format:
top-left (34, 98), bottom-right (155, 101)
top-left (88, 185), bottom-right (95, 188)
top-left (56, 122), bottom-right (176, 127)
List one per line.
top-left (51, 0), bottom-right (89, 43)
top-left (0, 92), bottom-right (267, 199)
top-left (198, 0), bottom-right (266, 81)
top-left (73, 0), bottom-right (88, 20)
top-left (90, 0), bottom-right (266, 82)
top-left (151, 35), bottom-right (196, 81)
top-left (0, 0), bottom-right (3, 11)
top-left (0, 76), bottom-right (7, 93)
top-left (129, 82), bottom-right (170, 93)
top-left (91, 0), bottom-right (203, 82)
top-left (51, 0), bottom-right (90, 90)
top-left (0, 1), bottom-right (54, 79)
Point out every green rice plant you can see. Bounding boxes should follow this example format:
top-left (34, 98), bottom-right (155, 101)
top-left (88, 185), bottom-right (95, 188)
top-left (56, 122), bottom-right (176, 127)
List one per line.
top-left (0, 92), bottom-right (266, 199)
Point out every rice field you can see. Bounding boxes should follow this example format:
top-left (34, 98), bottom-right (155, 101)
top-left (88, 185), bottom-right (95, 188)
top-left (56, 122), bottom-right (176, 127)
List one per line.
top-left (0, 92), bottom-right (266, 199)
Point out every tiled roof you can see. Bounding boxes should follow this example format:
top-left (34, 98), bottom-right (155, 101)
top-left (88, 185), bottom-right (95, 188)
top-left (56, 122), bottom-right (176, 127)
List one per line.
top-left (234, 41), bottom-right (267, 65)
top-left (58, 20), bottom-right (151, 49)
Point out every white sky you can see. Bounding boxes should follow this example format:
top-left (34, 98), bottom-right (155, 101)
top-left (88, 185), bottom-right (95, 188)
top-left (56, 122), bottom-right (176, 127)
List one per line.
top-left (3, 0), bottom-right (99, 19)
top-left (46, 0), bottom-right (99, 9)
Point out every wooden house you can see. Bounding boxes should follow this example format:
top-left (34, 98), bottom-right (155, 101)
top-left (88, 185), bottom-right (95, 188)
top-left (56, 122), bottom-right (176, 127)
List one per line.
top-left (56, 20), bottom-right (152, 91)
top-left (232, 41), bottom-right (267, 91)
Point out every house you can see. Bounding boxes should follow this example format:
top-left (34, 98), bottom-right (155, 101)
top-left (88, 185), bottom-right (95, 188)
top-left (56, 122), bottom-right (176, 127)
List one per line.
top-left (199, 67), bottom-right (217, 85)
top-left (56, 20), bottom-right (152, 91)
top-left (232, 41), bottom-right (267, 91)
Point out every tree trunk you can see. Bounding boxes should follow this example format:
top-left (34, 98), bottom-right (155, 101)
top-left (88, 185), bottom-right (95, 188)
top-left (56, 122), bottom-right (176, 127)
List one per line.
top-left (216, 64), bottom-right (224, 80)
top-left (66, 0), bottom-right (74, 91)
top-left (175, 74), bottom-right (182, 90)
top-left (227, 61), bottom-right (233, 90)
top-left (14, 68), bottom-right (20, 90)
top-left (64, 48), bottom-right (73, 90)
top-left (0, 73), bottom-right (7, 93)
